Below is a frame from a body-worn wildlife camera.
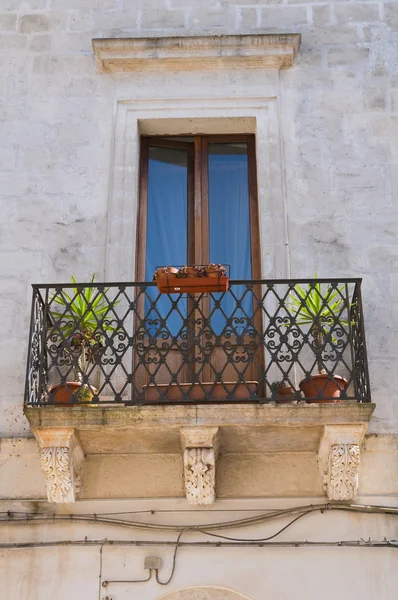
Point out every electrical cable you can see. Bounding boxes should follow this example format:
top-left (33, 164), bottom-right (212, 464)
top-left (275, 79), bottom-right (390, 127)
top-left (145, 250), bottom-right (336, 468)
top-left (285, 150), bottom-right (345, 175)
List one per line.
top-left (98, 545), bottom-right (104, 600)
top-left (0, 539), bottom-right (397, 550)
top-left (155, 530), bottom-right (185, 586)
top-left (1, 502), bottom-right (398, 587)
top-left (0, 506), bottom-right (317, 532)
top-left (102, 569), bottom-right (153, 587)
top-left (196, 510), bottom-right (314, 542)
top-left (1, 502), bottom-right (397, 533)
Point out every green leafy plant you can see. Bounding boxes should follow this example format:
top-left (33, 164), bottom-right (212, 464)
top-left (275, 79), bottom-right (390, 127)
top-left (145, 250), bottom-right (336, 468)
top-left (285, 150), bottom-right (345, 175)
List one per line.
top-left (50, 275), bottom-right (117, 383)
top-left (286, 277), bottom-right (351, 375)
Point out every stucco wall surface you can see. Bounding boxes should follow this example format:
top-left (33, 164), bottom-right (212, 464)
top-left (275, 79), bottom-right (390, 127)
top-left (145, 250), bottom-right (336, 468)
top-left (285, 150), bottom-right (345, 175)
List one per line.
top-left (1, 0), bottom-right (398, 436)
top-left (1, 497), bottom-right (398, 599)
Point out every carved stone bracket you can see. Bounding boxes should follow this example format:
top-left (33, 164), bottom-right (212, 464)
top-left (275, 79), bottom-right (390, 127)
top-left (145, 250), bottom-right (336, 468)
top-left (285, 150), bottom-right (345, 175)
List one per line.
top-left (34, 428), bottom-right (84, 503)
top-left (318, 425), bottom-right (366, 501)
top-left (180, 427), bottom-right (219, 505)
top-left (324, 444), bottom-right (360, 501)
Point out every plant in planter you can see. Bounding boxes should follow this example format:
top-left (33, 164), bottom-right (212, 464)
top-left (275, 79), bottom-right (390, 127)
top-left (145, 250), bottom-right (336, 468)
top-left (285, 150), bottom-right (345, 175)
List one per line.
top-left (153, 266), bottom-right (178, 281)
top-left (270, 380), bottom-right (299, 403)
top-left (286, 278), bottom-right (351, 402)
top-left (48, 275), bottom-right (116, 404)
top-left (207, 263), bottom-right (227, 278)
top-left (175, 265), bottom-right (195, 278)
top-left (155, 264), bottom-right (229, 294)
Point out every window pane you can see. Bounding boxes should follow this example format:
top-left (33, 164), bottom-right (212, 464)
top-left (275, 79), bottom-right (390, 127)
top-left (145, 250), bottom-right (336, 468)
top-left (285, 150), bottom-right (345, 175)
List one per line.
top-left (208, 143), bottom-right (252, 279)
top-left (145, 145), bottom-right (188, 336)
top-left (208, 143), bottom-right (252, 334)
top-left (145, 145), bottom-right (188, 276)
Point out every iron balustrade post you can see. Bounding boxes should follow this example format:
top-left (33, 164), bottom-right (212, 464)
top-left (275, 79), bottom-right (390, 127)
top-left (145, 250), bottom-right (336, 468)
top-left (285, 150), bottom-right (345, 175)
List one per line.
top-left (24, 287), bottom-right (38, 405)
top-left (356, 280), bottom-right (371, 402)
top-left (346, 281), bottom-right (357, 400)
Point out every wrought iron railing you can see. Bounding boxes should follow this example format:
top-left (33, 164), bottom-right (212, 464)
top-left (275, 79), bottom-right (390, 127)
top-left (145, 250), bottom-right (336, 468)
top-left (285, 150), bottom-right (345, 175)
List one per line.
top-left (24, 278), bottom-right (371, 405)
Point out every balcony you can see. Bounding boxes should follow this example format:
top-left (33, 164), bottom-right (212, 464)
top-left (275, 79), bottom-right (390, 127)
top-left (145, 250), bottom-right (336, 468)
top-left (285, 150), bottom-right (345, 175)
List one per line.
top-left (25, 278), bottom-right (370, 406)
top-left (23, 278), bottom-right (374, 504)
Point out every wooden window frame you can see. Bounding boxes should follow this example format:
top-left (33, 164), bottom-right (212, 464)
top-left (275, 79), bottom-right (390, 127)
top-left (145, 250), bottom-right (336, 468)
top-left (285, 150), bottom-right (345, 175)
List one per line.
top-left (136, 134), bottom-right (261, 281)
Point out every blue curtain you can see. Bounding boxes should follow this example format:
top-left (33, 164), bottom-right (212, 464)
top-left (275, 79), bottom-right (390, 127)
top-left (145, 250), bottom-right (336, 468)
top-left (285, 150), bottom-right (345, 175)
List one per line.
top-left (208, 144), bottom-right (252, 335)
top-left (143, 142), bottom-right (253, 339)
top-left (144, 146), bottom-right (188, 338)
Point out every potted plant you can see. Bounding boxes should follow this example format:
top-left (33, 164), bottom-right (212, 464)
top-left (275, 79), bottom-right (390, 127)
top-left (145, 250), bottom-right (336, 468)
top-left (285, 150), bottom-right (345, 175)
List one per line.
top-left (270, 381), bottom-right (299, 404)
top-left (153, 266), bottom-right (179, 281)
top-left (287, 278), bottom-right (351, 403)
top-left (206, 263), bottom-right (227, 278)
top-left (48, 275), bottom-right (115, 404)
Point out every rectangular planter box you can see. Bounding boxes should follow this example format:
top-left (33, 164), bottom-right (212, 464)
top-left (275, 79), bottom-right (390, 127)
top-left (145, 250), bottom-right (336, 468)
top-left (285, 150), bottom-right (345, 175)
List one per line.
top-left (156, 276), bottom-right (229, 294)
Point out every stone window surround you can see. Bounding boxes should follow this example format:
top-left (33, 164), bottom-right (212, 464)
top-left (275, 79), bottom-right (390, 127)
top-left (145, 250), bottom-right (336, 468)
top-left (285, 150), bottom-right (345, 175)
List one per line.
top-left (105, 97), bottom-right (289, 283)
top-left (100, 33), bottom-right (301, 283)
top-left (93, 34), bottom-right (300, 74)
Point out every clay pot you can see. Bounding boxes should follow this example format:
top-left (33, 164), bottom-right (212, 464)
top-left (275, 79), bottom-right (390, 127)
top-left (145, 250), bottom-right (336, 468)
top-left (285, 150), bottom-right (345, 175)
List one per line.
top-left (299, 374), bottom-right (347, 403)
top-left (275, 386), bottom-right (298, 404)
top-left (49, 382), bottom-right (97, 404)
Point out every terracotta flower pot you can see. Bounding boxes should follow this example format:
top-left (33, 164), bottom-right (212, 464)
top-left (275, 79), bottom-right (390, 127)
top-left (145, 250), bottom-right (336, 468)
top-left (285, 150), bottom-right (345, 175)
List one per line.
top-left (49, 382), bottom-right (97, 404)
top-left (275, 385), bottom-right (298, 404)
top-left (299, 374), bottom-right (347, 403)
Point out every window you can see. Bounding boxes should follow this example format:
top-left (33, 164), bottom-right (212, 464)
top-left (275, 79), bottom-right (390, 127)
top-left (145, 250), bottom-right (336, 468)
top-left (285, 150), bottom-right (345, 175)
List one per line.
top-left (135, 135), bottom-right (261, 394)
top-left (136, 135), bottom-right (260, 282)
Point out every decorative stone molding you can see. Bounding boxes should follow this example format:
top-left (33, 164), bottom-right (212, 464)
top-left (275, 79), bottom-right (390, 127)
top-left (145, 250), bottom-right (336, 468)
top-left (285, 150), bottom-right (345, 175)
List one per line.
top-left (183, 448), bottom-right (216, 505)
top-left (34, 428), bottom-right (84, 503)
top-left (318, 425), bottom-right (366, 501)
top-left (92, 34), bottom-right (301, 74)
top-left (324, 444), bottom-right (361, 501)
top-left (181, 427), bottom-right (219, 505)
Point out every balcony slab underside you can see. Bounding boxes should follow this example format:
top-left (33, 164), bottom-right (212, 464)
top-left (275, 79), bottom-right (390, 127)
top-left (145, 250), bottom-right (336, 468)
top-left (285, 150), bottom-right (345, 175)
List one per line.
top-left (25, 403), bottom-right (375, 455)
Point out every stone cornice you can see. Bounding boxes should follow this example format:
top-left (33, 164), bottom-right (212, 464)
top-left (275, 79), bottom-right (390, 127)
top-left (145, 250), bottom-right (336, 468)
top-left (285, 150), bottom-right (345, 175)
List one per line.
top-left (25, 403), bottom-right (375, 431)
top-left (92, 33), bottom-right (301, 73)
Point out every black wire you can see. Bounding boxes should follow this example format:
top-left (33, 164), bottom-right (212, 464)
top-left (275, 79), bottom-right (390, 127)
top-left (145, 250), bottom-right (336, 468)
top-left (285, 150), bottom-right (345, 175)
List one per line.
top-left (0, 505), bottom-right (319, 532)
top-left (155, 530), bottom-right (185, 586)
top-left (196, 510), bottom-right (313, 543)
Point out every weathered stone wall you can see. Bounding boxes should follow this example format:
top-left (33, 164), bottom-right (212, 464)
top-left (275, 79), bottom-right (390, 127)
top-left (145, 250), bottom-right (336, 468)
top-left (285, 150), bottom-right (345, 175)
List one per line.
top-left (2, 435), bottom-right (398, 500)
top-left (1, 496), bottom-right (398, 600)
top-left (1, 0), bottom-right (398, 435)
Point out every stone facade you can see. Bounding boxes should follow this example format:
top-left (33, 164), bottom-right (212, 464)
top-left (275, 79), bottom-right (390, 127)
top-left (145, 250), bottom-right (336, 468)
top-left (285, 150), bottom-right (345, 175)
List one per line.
top-left (1, 1), bottom-right (398, 599)
top-left (1, 0), bottom-right (398, 436)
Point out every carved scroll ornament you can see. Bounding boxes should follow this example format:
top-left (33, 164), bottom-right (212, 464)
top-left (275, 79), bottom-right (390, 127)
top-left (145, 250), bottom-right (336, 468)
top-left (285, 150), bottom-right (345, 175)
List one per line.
top-left (38, 431), bottom-right (84, 503)
top-left (184, 447), bottom-right (216, 505)
top-left (324, 443), bottom-right (360, 501)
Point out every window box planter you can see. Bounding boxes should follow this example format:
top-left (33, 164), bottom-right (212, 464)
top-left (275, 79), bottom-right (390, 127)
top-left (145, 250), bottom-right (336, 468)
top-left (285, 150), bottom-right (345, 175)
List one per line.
top-left (155, 264), bottom-right (229, 294)
top-left (156, 275), bottom-right (229, 294)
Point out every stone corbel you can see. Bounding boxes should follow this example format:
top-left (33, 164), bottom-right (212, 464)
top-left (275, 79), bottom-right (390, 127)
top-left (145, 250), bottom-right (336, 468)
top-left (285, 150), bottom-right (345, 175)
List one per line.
top-left (319, 425), bottom-right (367, 501)
top-left (180, 427), bottom-right (219, 505)
top-left (34, 428), bottom-right (84, 503)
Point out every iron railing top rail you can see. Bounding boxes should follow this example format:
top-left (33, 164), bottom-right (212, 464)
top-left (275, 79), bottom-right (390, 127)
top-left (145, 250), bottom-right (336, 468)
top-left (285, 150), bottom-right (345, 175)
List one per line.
top-left (31, 277), bottom-right (363, 289)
